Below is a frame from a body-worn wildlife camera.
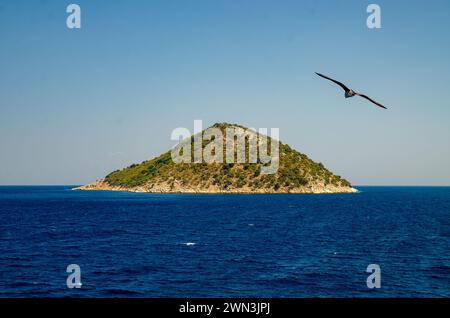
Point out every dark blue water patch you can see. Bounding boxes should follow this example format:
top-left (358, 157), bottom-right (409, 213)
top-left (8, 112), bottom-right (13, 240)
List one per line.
top-left (0, 186), bottom-right (449, 297)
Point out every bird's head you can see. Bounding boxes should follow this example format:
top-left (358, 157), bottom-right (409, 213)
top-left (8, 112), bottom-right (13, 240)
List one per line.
top-left (345, 90), bottom-right (355, 98)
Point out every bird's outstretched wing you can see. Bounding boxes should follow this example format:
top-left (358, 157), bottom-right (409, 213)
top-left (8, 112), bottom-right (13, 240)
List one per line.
top-left (315, 72), bottom-right (350, 93)
top-left (356, 93), bottom-right (387, 109)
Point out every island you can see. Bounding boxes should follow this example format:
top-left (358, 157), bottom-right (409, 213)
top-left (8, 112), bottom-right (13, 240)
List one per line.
top-left (75, 123), bottom-right (358, 194)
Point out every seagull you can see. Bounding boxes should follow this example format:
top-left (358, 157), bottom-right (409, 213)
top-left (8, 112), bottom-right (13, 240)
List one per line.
top-left (315, 72), bottom-right (387, 109)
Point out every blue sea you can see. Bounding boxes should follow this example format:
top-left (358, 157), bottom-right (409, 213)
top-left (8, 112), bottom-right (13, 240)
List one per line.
top-left (0, 186), bottom-right (449, 297)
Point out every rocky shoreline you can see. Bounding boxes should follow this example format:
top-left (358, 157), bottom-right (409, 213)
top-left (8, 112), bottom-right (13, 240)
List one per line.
top-left (73, 180), bottom-right (359, 194)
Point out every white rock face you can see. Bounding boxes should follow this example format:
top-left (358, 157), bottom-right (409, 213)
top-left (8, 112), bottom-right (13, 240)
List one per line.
top-left (74, 180), bottom-right (358, 194)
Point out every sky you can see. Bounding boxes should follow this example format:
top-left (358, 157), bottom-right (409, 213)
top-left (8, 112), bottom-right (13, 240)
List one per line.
top-left (0, 0), bottom-right (449, 185)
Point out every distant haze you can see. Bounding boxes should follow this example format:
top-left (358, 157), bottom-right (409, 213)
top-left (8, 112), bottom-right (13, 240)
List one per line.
top-left (0, 0), bottom-right (449, 185)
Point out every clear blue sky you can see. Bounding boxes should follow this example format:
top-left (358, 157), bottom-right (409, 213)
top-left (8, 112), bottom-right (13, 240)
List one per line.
top-left (1, 0), bottom-right (449, 185)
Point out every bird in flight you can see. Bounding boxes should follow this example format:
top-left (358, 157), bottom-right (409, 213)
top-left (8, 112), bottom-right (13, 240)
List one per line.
top-left (315, 72), bottom-right (387, 109)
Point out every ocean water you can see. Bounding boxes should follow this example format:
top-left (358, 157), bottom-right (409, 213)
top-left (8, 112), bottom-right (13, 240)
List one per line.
top-left (0, 186), bottom-right (449, 298)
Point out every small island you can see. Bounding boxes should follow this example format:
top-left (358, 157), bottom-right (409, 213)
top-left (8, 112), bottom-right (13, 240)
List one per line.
top-left (75, 123), bottom-right (358, 194)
